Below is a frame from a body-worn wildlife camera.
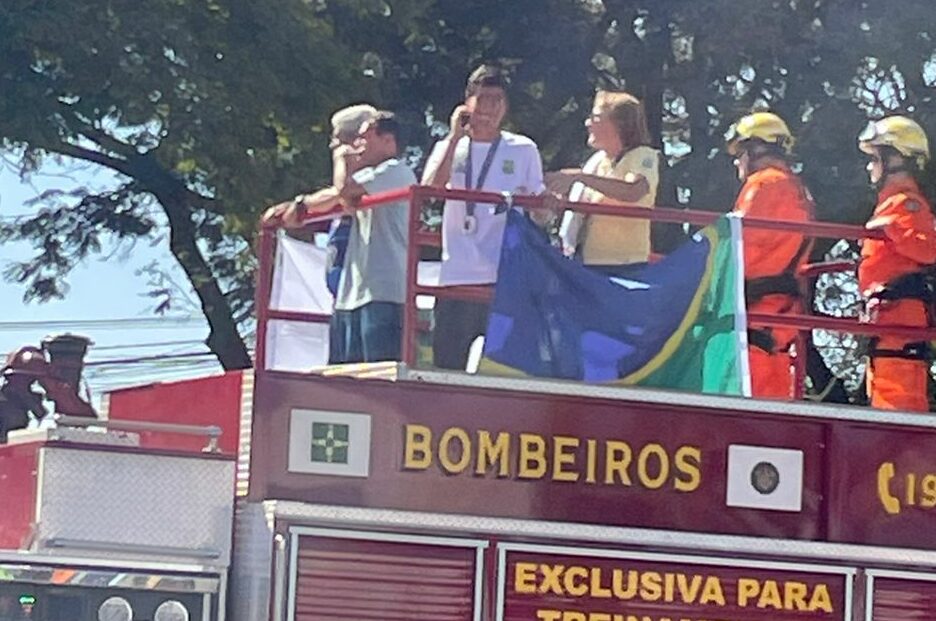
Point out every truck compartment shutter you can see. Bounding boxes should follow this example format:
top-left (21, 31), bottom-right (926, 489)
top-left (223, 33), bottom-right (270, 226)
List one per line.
top-left (293, 535), bottom-right (478, 621)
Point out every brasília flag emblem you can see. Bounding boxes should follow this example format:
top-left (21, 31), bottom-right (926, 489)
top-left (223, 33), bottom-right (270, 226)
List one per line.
top-left (288, 410), bottom-right (372, 477)
top-left (311, 422), bottom-right (350, 464)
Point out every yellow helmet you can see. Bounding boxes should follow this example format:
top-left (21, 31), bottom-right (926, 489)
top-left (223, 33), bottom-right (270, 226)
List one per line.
top-left (726, 112), bottom-right (795, 156)
top-left (858, 116), bottom-right (930, 166)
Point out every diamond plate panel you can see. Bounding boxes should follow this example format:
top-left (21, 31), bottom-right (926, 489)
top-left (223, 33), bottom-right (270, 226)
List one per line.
top-left (37, 447), bottom-right (234, 564)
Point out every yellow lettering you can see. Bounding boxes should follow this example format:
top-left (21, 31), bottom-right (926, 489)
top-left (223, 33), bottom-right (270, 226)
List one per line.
top-left (563, 613), bottom-right (586, 621)
top-left (403, 424), bottom-right (432, 469)
top-left (519, 434), bottom-right (548, 478)
top-left (699, 576), bottom-right (725, 606)
top-left (737, 578), bottom-right (760, 607)
top-left (922, 475), bottom-right (936, 508)
top-left (438, 427), bottom-right (471, 473)
top-left (536, 611), bottom-right (561, 621)
top-left (590, 614), bottom-right (610, 621)
top-left (639, 571), bottom-right (662, 601)
top-left (757, 580), bottom-right (783, 610)
top-left (877, 462), bottom-right (900, 515)
top-left (677, 574), bottom-right (701, 603)
top-left (907, 473), bottom-right (917, 506)
top-left (637, 443), bottom-right (669, 489)
top-left (613, 570), bottom-right (637, 599)
top-left (808, 584), bottom-right (834, 613)
top-left (663, 572), bottom-right (675, 602)
top-left (674, 446), bottom-right (702, 492)
top-left (553, 436), bottom-right (580, 482)
top-left (564, 566), bottom-right (589, 596)
top-left (585, 439), bottom-right (598, 484)
top-left (604, 441), bottom-right (633, 485)
top-left (514, 562), bottom-right (538, 594)
top-left (785, 581), bottom-right (808, 611)
top-left (539, 564), bottom-right (564, 595)
top-left (590, 567), bottom-right (611, 598)
top-left (476, 430), bottom-right (510, 477)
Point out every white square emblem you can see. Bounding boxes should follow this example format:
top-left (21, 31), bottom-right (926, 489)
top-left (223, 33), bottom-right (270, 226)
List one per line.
top-left (287, 409), bottom-right (372, 477)
top-left (726, 444), bottom-right (803, 512)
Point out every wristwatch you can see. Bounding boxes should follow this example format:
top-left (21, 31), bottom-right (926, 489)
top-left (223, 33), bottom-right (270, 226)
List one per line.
top-left (292, 194), bottom-right (308, 219)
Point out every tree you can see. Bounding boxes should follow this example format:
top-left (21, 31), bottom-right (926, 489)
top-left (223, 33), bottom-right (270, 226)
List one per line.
top-left (0, 0), bottom-right (397, 368)
top-left (4, 0), bottom-right (936, 398)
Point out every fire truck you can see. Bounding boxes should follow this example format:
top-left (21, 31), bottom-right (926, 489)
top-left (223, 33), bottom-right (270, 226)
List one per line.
top-left (2, 186), bottom-right (936, 621)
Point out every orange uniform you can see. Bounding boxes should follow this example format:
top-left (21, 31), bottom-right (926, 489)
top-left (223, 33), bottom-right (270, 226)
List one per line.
top-left (733, 165), bottom-right (813, 399)
top-left (859, 177), bottom-right (936, 412)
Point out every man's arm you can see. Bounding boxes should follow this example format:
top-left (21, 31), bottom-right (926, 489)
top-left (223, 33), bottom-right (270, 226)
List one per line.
top-left (421, 105), bottom-right (468, 188)
top-left (870, 198), bottom-right (936, 265)
top-left (280, 186), bottom-right (342, 228)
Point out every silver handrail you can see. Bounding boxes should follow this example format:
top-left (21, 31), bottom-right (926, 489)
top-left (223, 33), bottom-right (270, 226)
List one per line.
top-left (55, 415), bottom-right (222, 453)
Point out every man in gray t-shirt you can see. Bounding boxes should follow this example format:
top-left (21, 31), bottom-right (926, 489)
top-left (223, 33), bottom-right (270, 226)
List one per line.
top-left (276, 111), bottom-right (415, 363)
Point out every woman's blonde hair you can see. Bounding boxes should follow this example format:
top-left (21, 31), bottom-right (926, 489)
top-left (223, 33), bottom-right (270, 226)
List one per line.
top-left (594, 91), bottom-right (651, 150)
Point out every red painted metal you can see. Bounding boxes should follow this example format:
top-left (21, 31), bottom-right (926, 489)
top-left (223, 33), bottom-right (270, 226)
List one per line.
top-left (502, 550), bottom-right (848, 621)
top-left (0, 442), bottom-right (40, 549)
top-left (267, 310), bottom-right (332, 323)
top-left (105, 372), bottom-right (244, 454)
top-left (798, 260), bottom-right (857, 278)
top-left (749, 312), bottom-right (936, 339)
top-left (827, 424), bottom-right (936, 549)
top-left (414, 284), bottom-right (493, 303)
top-left (293, 535), bottom-right (477, 621)
top-left (402, 186), bottom-right (425, 366)
top-left (871, 576), bottom-right (936, 619)
top-left (254, 372), bottom-right (823, 542)
top-left (251, 370), bottom-right (936, 550)
top-left (255, 227), bottom-right (276, 374)
top-left (406, 186), bottom-right (883, 240)
top-left (252, 184), bottom-right (935, 391)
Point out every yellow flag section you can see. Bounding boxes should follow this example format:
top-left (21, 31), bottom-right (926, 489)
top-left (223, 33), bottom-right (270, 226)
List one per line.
top-left (501, 549), bottom-right (849, 621)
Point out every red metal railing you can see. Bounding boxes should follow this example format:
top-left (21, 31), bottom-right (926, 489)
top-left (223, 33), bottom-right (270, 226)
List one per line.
top-left (255, 186), bottom-right (936, 400)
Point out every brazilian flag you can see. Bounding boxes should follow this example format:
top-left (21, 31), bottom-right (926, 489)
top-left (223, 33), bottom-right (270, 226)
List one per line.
top-left (480, 211), bottom-right (751, 396)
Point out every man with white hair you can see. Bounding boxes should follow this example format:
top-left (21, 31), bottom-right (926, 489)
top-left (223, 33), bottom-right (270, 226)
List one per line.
top-left (322, 105), bottom-right (379, 296)
top-left (263, 103), bottom-right (377, 363)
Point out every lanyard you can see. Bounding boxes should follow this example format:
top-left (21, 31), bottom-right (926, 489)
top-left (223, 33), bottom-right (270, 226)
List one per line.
top-left (465, 134), bottom-right (502, 217)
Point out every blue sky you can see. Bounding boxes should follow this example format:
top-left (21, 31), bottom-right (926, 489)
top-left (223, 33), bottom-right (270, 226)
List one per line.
top-left (0, 160), bottom-right (219, 406)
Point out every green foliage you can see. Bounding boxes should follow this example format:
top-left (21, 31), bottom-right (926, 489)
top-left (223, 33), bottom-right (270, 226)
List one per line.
top-left (3, 0), bottom-right (936, 380)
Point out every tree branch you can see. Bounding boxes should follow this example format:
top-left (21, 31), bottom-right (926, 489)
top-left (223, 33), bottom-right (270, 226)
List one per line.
top-left (155, 190), bottom-right (252, 370)
top-left (40, 140), bottom-right (134, 178)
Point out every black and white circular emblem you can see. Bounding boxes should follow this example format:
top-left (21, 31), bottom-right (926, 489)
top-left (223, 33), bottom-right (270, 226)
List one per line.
top-left (750, 461), bottom-right (780, 495)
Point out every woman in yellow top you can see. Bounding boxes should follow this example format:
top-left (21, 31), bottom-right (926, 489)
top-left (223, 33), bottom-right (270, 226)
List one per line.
top-left (549, 90), bottom-right (660, 276)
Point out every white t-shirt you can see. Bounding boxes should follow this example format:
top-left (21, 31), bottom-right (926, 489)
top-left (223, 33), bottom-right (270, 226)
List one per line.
top-left (425, 131), bottom-right (545, 285)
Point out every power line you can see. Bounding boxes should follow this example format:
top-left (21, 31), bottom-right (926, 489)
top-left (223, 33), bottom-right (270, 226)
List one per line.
top-left (85, 351), bottom-right (217, 367)
top-left (90, 339), bottom-right (206, 351)
top-left (0, 317), bottom-right (205, 332)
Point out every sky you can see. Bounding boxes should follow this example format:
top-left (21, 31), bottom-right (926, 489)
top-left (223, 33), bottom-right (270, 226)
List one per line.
top-left (0, 159), bottom-right (220, 408)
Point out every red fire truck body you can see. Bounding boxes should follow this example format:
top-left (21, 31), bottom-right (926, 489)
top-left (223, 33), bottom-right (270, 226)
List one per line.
top-left (228, 365), bottom-right (936, 621)
top-left (4, 344), bottom-right (936, 621)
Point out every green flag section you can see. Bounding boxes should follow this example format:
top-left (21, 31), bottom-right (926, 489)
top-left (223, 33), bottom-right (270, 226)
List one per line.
top-left (480, 212), bottom-right (751, 396)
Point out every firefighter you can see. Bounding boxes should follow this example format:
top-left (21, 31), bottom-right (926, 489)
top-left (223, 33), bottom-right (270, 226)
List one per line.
top-left (726, 112), bottom-right (814, 399)
top-left (0, 347), bottom-right (50, 441)
top-left (857, 116), bottom-right (936, 412)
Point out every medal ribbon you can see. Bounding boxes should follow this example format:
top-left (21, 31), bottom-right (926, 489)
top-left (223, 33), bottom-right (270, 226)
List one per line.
top-left (465, 133), bottom-right (503, 217)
